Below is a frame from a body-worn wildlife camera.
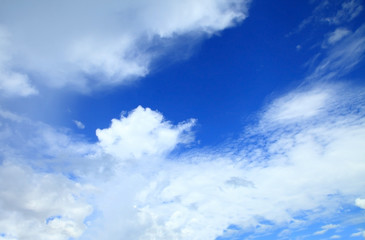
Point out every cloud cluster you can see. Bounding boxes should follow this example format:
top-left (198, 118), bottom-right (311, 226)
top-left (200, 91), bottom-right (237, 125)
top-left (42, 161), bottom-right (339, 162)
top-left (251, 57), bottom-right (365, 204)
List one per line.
top-left (1, 81), bottom-right (364, 240)
top-left (0, 0), bottom-right (250, 96)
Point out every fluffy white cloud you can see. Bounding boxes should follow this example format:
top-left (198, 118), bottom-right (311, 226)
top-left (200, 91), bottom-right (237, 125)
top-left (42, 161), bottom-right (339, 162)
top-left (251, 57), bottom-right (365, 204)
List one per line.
top-left (355, 198), bottom-right (365, 209)
top-left (0, 0), bottom-right (250, 95)
top-left (96, 106), bottom-right (195, 161)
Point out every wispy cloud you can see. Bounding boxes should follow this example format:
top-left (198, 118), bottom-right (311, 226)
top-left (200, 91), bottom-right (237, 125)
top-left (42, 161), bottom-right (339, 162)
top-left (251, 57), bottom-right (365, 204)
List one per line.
top-left (73, 120), bottom-right (85, 129)
top-left (307, 24), bottom-right (365, 81)
top-left (295, 0), bottom-right (363, 33)
top-left (324, 27), bottom-right (351, 47)
top-left (330, 235), bottom-right (341, 239)
top-left (314, 224), bottom-right (339, 235)
top-left (323, 0), bottom-right (363, 25)
top-left (351, 230), bottom-right (365, 237)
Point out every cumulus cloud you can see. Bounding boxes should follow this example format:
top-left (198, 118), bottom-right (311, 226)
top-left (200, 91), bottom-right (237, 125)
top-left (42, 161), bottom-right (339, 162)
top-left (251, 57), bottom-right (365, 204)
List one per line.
top-left (355, 198), bottom-right (365, 209)
top-left (0, 0), bottom-right (250, 95)
top-left (96, 106), bottom-right (195, 161)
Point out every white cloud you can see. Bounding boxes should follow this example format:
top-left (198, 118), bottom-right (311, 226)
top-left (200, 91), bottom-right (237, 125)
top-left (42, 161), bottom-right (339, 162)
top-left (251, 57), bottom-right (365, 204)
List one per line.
top-left (326, 28), bottom-right (351, 45)
top-left (314, 224), bottom-right (339, 235)
top-left (324, 0), bottom-right (363, 25)
top-left (330, 235), bottom-right (341, 239)
top-left (351, 230), bottom-right (365, 237)
top-left (1, 84), bottom-right (365, 239)
top-left (261, 87), bottom-right (330, 124)
top-left (0, 0), bottom-right (250, 94)
top-left (291, 0), bottom-right (363, 36)
top-left (308, 24), bottom-right (365, 81)
top-left (0, 163), bottom-right (92, 240)
top-left (86, 83), bottom-right (365, 239)
top-left (73, 120), bottom-right (85, 129)
top-left (0, 27), bottom-right (37, 97)
top-left (96, 106), bottom-right (195, 161)
top-left (355, 198), bottom-right (365, 209)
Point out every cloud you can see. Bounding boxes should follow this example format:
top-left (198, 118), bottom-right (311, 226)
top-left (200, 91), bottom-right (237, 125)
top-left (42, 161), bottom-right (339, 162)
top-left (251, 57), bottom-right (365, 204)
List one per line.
top-left (260, 87), bottom-right (330, 124)
top-left (0, 162), bottom-right (92, 240)
top-left (296, 0), bottom-right (363, 32)
top-left (307, 24), bottom-right (365, 81)
top-left (323, 0), bottom-right (363, 25)
top-left (314, 224), bottom-right (339, 235)
top-left (96, 106), bottom-right (195, 161)
top-left (0, 0), bottom-right (250, 95)
top-left (0, 27), bottom-right (37, 97)
top-left (0, 81), bottom-right (365, 239)
top-left (351, 230), bottom-right (365, 237)
top-left (87, 83), bottom-right (365, 239)
top-left (355, 198), bottom-right (365, 209)
top-left (324, 28), bottom-right (351, 46)
top-left (73, 120), bottom-right (85, 129)
top-left (330, 235), bottom-right (341, 239)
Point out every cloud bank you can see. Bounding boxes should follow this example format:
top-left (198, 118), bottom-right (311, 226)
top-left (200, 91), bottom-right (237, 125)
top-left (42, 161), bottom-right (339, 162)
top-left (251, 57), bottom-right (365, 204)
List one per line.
top-left (1, 81), bottom-right (364, 240)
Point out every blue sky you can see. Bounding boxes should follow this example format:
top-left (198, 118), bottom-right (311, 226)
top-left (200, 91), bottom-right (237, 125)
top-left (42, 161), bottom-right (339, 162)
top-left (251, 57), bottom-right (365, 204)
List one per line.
top-left (0, 0), bottom-right (365, 239)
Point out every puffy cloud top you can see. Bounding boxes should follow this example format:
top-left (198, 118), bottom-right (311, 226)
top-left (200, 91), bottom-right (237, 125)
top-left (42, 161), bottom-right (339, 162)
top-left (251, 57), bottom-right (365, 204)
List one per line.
top-left (96, 106), bottom-right (195, 160)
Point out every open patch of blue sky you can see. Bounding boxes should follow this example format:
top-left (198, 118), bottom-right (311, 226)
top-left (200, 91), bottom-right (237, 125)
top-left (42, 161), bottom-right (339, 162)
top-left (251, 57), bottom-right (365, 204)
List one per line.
top-left (0, 0), bottom-right (364, 239)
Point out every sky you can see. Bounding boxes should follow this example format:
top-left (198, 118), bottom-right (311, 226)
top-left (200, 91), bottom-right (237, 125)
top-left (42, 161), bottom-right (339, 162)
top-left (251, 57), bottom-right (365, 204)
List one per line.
top-left (0, 0), bottom-right (365, 239)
